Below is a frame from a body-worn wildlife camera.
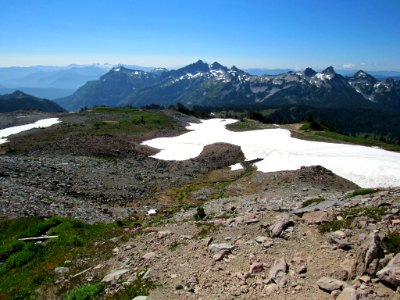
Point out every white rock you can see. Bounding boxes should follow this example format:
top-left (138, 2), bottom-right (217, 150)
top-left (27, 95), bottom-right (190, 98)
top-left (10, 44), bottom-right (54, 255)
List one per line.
top-left (54, 267), bottom-right (69, 274)
top-left (102, 269), bottom-right (129, 282)
top-left (208, 243), bottom-right (235, 253)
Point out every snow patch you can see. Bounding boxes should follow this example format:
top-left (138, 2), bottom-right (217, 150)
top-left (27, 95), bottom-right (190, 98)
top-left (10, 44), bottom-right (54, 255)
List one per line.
top-left (142, 119), bottom-right (400, 188)
top-left (0, 118), bottom-right (61, 145)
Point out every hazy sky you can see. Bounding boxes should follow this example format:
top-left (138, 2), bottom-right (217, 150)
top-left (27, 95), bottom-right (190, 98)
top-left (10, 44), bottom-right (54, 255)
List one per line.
top-left (1, 0), bottom-right (399, 70)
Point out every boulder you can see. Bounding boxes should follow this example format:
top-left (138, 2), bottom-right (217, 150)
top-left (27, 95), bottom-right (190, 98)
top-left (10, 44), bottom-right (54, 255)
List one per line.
top-left (269, 258), bottom-right (288, 287)
top-left (316, 277), bottom-right (347, 292)
top-left (269, 214), bottom-right (293, 238)
top-left (336, 287), bottom-right (359, 300)
top-left (327, 232), bottom-right (352, 251)
top-left (264, 283), bottom-right (279, 295)
top-left (213, 250), bottom-right (228, 261)
top-left (302, 211), bottom-right (328, 225)
top-left (351, 232), bottom-right (384, 278)
top-left (255, 236), bottom-right (269, 243)
top-left (376, 253), bottom-right (400, 287)
top-left (249, 262), bottom-right (265, 274)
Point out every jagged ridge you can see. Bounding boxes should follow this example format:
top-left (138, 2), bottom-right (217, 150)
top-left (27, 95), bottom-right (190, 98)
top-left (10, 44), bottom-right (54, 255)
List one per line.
top-left (56, 61), bottom-right (400, 112)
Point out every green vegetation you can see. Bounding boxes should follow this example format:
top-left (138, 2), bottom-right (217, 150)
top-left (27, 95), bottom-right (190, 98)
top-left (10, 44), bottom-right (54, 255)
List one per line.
top-left (64, 283), bottom-right (104, 300)
top-left (299, 121), bottom-right (324, 131)
top-left (226, 118), bottom-right (274, 132)
top-left (318, 206), bottom-right (389, 233)
top-left (88, 107), bottom-right (174, 136)
top-left (382, 231), bottom-right (400, 254)
top-left (294, 127), bottom-right (400, 152)
top-left (301, 197), bottom-right (325, 208)
top-left (345, 188), bottom-right (380, 198)
top-left (318, 219), bottom-right (351, 234)
top-left (262, 105), bottom-right (400, 147)
top-left (0, 217), bottom-right (122, 299)
top-left (193, 206), bottom-right (207, 221)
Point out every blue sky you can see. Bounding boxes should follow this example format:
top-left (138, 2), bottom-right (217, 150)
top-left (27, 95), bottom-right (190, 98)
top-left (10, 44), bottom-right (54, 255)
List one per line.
top-left (0, 0), bottom-right (399, 70)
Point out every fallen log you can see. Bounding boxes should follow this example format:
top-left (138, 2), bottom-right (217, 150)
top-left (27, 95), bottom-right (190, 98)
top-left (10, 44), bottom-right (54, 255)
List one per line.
top-left (18, 235), bottom-right (59, 241)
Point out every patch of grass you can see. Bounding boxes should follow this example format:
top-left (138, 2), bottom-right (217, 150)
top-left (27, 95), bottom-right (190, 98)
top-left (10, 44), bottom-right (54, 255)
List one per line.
top-left (86, 109), bottom-right (173, 137)
top-left (345, 188), bottom-right (380, 199)
top-left (382, 231), bottom-right (400, 254)
top-left (0, 217), bottom-right (122, 299)
top-left (91, 106), bottom-right (139, 114)
top-left (301, 197), bottom-right (325, 208)
top-left (0, 245), bottom-right (36, 275)
top-left (300, 121), bottom-right (324, 131)
top-left (194, 222), bottom-right (220, 239)
top-left (291, 125), bottom-right (400, 152)
top-left (318, 206), bottom-right (389, 233)
top-left (193, 206), bottom-right (207, 221)
top-left (318, 219), bottom-right (351, 233)
top-left (362, 207), bottom-right (389, 221)
top-left (64, 283), bottom-right (104, 300)
top-left (227, 119), bottom-right (267, 132)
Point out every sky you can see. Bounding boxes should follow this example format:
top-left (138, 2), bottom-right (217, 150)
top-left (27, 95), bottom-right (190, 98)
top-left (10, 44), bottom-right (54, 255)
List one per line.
top-left (0, 0), bottom-right (399, 71)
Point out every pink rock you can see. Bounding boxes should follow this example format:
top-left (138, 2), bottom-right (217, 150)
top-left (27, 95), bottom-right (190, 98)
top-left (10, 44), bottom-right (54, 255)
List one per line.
top-left (249, 262), bottom-right (265, 274)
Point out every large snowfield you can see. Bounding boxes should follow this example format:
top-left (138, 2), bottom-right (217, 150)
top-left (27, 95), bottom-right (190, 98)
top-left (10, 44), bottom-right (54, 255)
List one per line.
top-left (143, 119), bottom-right (400, 188)
top-left (0, 118), bottom-right (61, 145)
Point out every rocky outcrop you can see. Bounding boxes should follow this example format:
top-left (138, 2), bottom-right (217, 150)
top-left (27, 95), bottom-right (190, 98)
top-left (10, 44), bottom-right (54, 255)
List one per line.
top-left (376, 253), bottom-right (400, 287)
top-left (351, 232), bottom-right (384, 278)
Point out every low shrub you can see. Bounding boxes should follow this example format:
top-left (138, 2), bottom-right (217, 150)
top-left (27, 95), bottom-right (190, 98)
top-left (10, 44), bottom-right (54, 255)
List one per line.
top-left (0, 246), bottom-right (36, 274)
top-left (382, 231), bottom-right (400, 254)
top-left (318, 206), bottom-right (389, 233)
top-left (65, 283), bottom-right (104, 300)
top-left (301, 197), bottom-right (325, 208)
top-left (193, 206), bottom-right (207, 221)
top-left (345, 188), bottom-right (380, 199)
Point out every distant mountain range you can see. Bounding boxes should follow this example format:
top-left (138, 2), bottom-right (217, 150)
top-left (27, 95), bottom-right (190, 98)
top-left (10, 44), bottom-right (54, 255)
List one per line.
top-left (55, 60), bottom-right (400, 112)
top-left (0, 91), bottom-right (65, 113)
top-left (244, 68), bottom-right (400, 79)
top-left (0, 64), bottom-right (167, 100)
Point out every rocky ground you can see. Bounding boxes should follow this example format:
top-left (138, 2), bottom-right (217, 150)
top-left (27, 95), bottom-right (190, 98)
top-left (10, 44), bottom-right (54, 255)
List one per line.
top-left (0, 109), bottom-right (244, 222)
top-left (51, 179), bottom-right (400, 300)
top-left (1, 110), bottom-right (400, 299)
